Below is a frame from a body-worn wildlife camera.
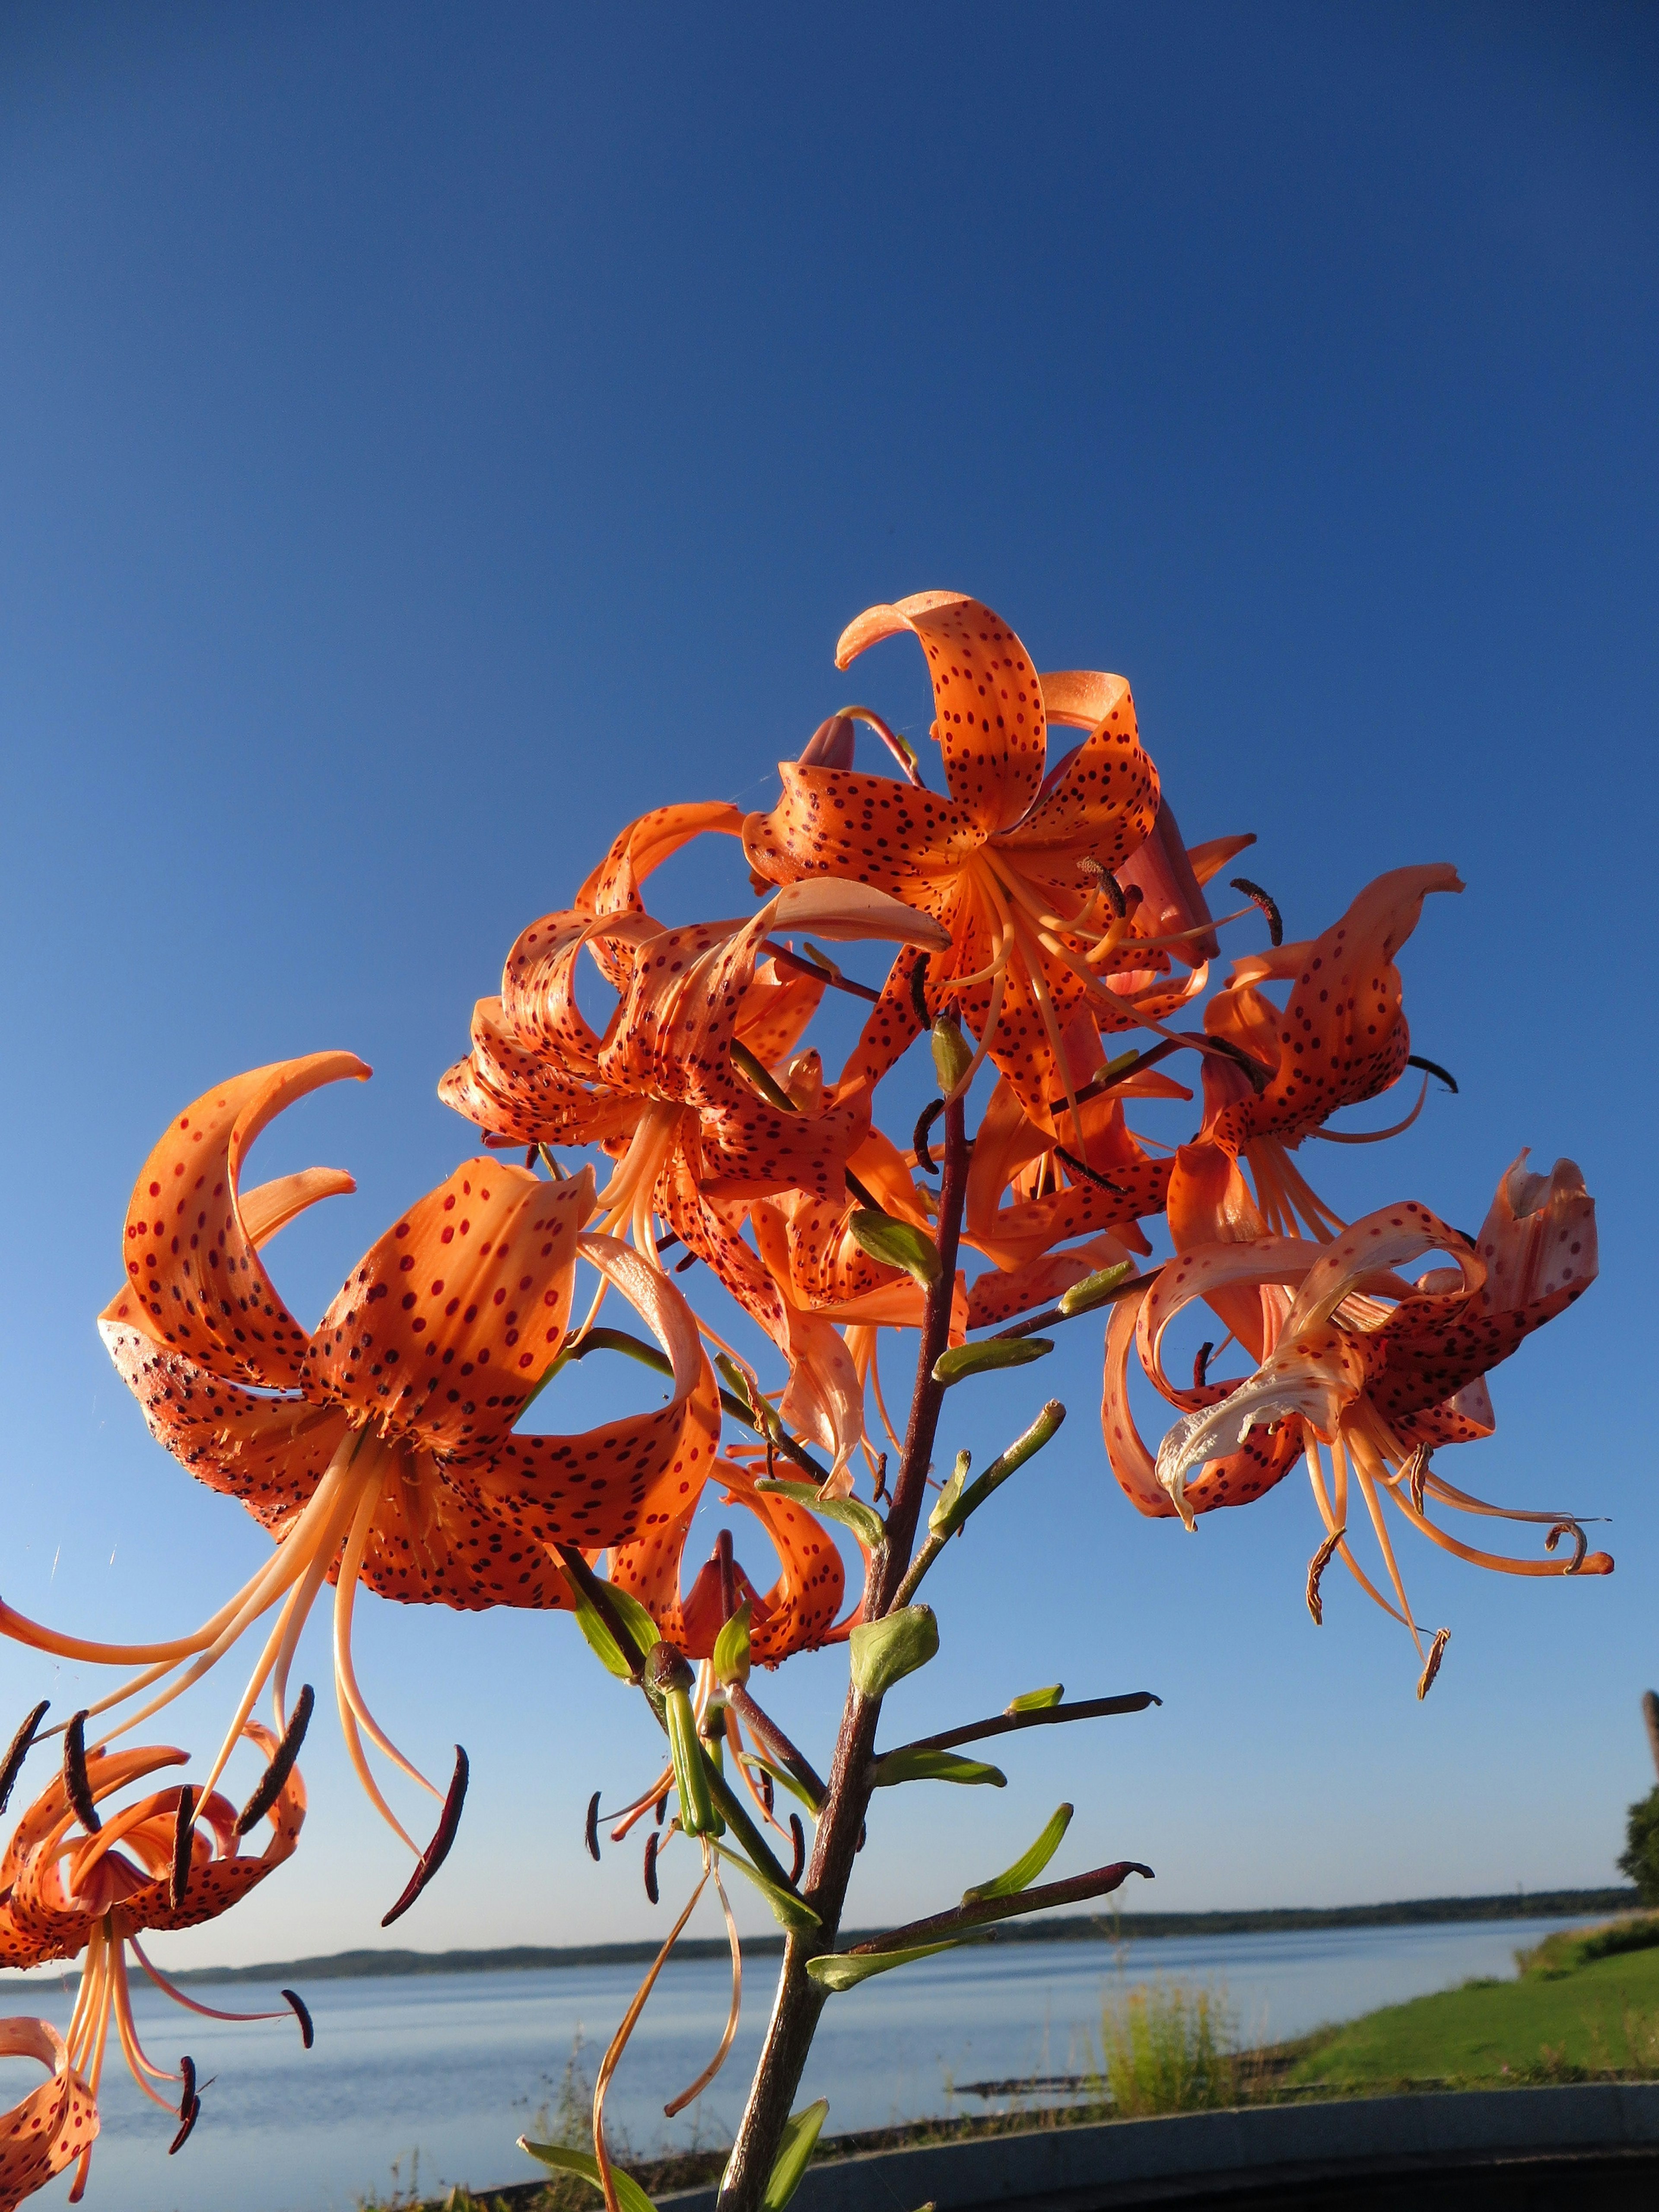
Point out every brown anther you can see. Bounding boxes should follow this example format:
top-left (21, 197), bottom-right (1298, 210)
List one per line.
top-left (282, 1989), bottom-right (314, 2048)
top-left (643, 1830), bottom-right (660, 1905)
top-left (1416, 1628), bottom-right (1451, 1701)
top-left (654, 1790), bottom-right (668, 1827)
top-left (1403, 1446), bottom-right (1430, 1516)
top-left (1054, 1147), bottom-right (1125, 1197)
top-left (871, 1452), bottom-right (889, 1506)
top-left (909, 952), bottom-right (931, 1029)
top-left (178, 2056), bottom-right (196, 2117)
top-left (913, 1099), bottom-right (945, 1176)
top-left (64, 1712), bottom-right (100, 1834)
top-left (171, 1786), bottom-right (196, 1909)
top-left (674, 1250), bottom-right (698, 1273)
top-left (381, 1746), bottom-right (469, 1927)
top-left (168, 2095), bottom-right (201, 2155)
top-left (756, 1766), bottom-right (775, 1817)
top-left (1545, 1520), bottom-right (1589, 1572)
top-left (1077, 856), bottom-right (1128, 918)
top-left (1230, 877), bottom-right (1283, 946)
top-left (0, 1701), bottom-right (48, 1819)
top-left (1193, 1341), bottom-right (1214, 1391)
top-left (1407, 1055), bottom-right (1459, 1095)
top-left (585, 1791), bottom-right (601, 1862)
top-left (236, 1683), bottom-right (315, 1834)
top-left (1305, 1526), bottom-right (1345, 1626)
top-left (788, 1814), bottom-right (806, 1886)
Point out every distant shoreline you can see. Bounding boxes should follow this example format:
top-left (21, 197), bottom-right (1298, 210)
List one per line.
top-left (1, 1888), bottom-right (1634, 1990)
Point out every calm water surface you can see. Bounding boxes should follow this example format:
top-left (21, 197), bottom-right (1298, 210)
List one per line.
top-left (10, 1916), bottom-right (1573, 2210)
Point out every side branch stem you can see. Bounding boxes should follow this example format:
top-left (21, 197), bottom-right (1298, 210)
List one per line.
top-left (878, 1691), bottom-right (1160, 1761)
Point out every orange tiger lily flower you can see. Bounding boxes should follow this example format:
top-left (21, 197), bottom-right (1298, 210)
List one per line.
top-left (1103, 1161), bottom-right (1605, 1692)
top-left (744, 591), bottom-right (1222, 1122)
top-left (608, 1456), bottom-right (855, 1669)
top-left (0, 1720), bottom-right (308, 2202)
top-left (962, 1074), bottom-right (1173, 1277)
top-left (1178, 863), bottom-right (1464, 1243)
top-left (0, 1055), bottom-right (718, 1907)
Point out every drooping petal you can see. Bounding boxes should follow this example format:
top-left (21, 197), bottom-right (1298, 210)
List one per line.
top-left (707, 1462), bottom-right (848, 1664)
top-left (576, 802), bottom-right (747, 985)
top-left (119, 1054), bottom-right (371, 1391)
top-left (0, 2019), bottom-right (97, 2210)
top-left (742, 767), bottom-right (982, 905)
top-left (1473, 1153), bottom-right (1598, 1319)
top-left (439, 996), bottom-right (640, 1150)
top-left (1209, 864), bottom-right (1463, 1151)
top-left (462, 1232), bottom-right (722, 1553)
top-left (301, 1163), bottom-right (595, 1459)
top-left (1006, 673), bottom-right (1158, 871)
top-left (836, 593), bottom-right (1048, 835)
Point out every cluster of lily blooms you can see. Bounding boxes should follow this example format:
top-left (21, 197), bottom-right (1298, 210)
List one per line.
top-left (0, 591), bottom-right (1602, 2206)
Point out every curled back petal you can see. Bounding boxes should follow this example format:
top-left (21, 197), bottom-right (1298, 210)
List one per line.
top-left (120, 1054), bottom-right (371, 1391)
top-left (0, 2018), bottom-right (96, 2209)
top-left (439, 997), bottom-right (639, 1150)
top-left (301, 1163), bottom-right (595, 1460)
top-left (463, 1232), bottom-right (721, 1554)
top-left (577, 802), bottom-right (746, 985)
top-left (837, 592), bottom-right (1048, 835)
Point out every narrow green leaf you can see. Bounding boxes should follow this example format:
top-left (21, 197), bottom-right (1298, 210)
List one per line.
top-left (1006, 1684), bottom-right (1065, 1713)
top-left (1058, 1260), bottom-right (1135, 1316)
top-left (762, 2098), bottom-right (830, 2209)
top-left (926, 1451), bottom-right (972, 1539)
top-left (742, 1753), bottom-right (821, 1815)
top-left (930, 1401), bottom-right (1066, 1539)
top-left (564, 1575), bottom-right (661, 1680)
top-left (846, 1208), bottom-right (942, 1289)
top-left (517, 2140), bottom-right (658, 2212)
top-left (871, 1747), bottom-right (1006, 1789)
top-left (713, 1602), bottom-right (752, 1688)
top-left (754, 1478), bottom-right (886, 1554)
top-left (709, 1840), bottom-right (821, 1933)
top-left (963, 1802), bottom-right (1074, 1902)
top-left (807, 1941), bottom-right (959, 1991)
top-left (849, 1605), bottom-right (938, 1699)
top-left (932, 1337), bottom-right (1053, 1386)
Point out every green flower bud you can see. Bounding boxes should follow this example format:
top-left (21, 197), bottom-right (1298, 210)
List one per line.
top-left (931, 1014), bottom-right (973, 1093)
top-left (847, 1209), bottom-right (942, 1290)
top-left (849, 1604), bottom-right (938, 1700)
top-left (712, 1602), bottom-right (752, 1689)
top-left (932, 1337), bottom-right (1053, 1386)
top-left (1058, 1260), bottom-right (1136, 1316)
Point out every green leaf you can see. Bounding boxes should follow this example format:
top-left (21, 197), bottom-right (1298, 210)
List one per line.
top-left (926, 1451), bottom-right (972, 1539)
top-left (1006, 1684), bottom-right (1065, 1712)
top-left (713, 1602), bottom-right (752, 1688)
top-left (762, 2098), bottom-right (830, 2209)
top-left (846, 1209), bottom-right (942, 1290)
top-left (754, 1478), bottom-right (887, 1554)
top-left (1058, 1260), bottom-right (1135, 1316)
top-left (849, 1605), bottom-right (938, 1700)
top-left (709, 1840), bottom-right (822, 1933)
top-left (931, 1337), bottom-right (1053, 1386)
top-left (565, 1576), bottom-right (661, 1680)
top-left (929, 1401), bottom-right (1066, 1539)
top-left (871, 1747), bottom-right (1006, 1789)
top-left (517, 2140), bottom-right (658, 2212)
top-left (807, 1941), bottom-right (959, 1991)
top-left (743, 1753), bottom-right (822, 1814)
top-left (963, 1802), bottom-right (1074, 1902)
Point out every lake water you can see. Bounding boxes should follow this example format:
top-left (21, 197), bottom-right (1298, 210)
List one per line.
top-left (7, 1916), bottom-right (1578, 2210)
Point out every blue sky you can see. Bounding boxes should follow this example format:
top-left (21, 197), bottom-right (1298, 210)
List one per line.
top-left (0, 3), bottom-right (1654, 1969)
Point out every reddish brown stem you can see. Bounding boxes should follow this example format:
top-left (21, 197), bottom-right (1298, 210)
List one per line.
top-left (716, 1098), bottom-right (969, 2209)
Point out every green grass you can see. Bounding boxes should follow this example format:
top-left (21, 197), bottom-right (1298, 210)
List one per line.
top-left (1289, 1919), bottom-right (1659, 2088)
top-left (1096, 1980), bottom-right (1241, 2115)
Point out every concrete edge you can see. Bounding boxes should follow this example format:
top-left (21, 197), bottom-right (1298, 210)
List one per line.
top-left (657, 2084), bottom-right (1659, 2210)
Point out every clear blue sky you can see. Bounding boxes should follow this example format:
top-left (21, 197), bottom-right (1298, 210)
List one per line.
top-left (0, 3), bottom-right (1654, 1968)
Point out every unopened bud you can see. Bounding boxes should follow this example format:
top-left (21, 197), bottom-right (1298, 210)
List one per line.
top-left (932, 1337), bottom-right (1053, 1386)
top-left (1057, 1262), bottom-right (1135, 1316)
top-left (849, 1605), bottom-right (938, 1700)
top-left (712, 1603), bottom-right (752, 1689)
top-left (847, 1209), bottom-right (941, 1290)
top-left (931, 1015), bottom-right (973, 1093)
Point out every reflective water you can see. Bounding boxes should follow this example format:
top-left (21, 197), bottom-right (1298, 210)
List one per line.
top-left (9, 1917), bottom-right (1570, 2210)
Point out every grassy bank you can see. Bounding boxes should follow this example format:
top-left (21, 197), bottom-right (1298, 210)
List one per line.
top-left (1288, 1915), bottom-right (1659, 2088)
